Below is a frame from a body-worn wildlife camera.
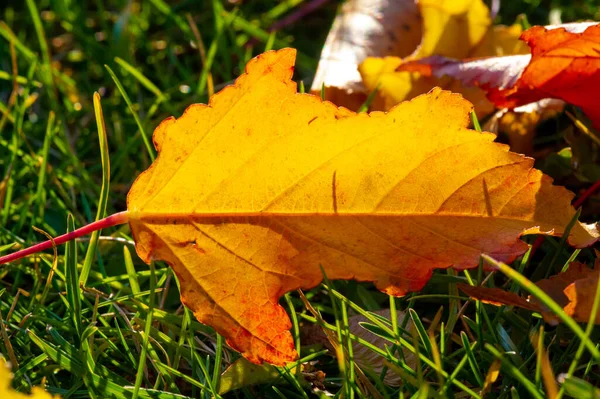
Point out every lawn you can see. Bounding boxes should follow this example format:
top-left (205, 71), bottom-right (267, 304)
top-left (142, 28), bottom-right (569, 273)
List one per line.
top-left (1, 0), bottom-right (600, 398)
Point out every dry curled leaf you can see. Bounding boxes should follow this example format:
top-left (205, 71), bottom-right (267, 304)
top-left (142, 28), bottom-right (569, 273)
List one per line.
top-left (127, 49), bottom-right (598, 365)
top-left (458, 262), bottom-right (600, 324)
top-left (399, 22), bottom-right (600, 128)
top-left (489, 23), bottom-right (600, 128)
top-left (349, 309), bottom-right (414, 386)
top-left (301, 309), bottom-right (415, 386)
top-left (458, 284), bottom-right (540, 311)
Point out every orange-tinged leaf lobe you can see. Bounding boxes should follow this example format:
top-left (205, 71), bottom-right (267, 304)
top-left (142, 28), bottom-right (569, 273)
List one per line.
top-left (127, 49), bottom-right (598, 365)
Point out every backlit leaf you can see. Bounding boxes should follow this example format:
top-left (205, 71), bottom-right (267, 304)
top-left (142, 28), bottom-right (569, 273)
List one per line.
top-left (126, 49), bottom-right (598, 365)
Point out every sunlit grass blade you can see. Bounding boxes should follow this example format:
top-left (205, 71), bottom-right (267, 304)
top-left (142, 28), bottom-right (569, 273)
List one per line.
top-left (558, 375), bottom-right (600, 399)
top-left (545, 209), bottom-right (581, 277)
top-left (471, 110), bottom-right (482, 132)
top-left (460, 332), bottom-right (483, 387)
top-left (147, 0), bottom-right (193, 38)
top-left (320, 268), bottom-right (349, 397)
top-left (65, 214), bottom-right (82, 340)
top-left (358, 84), bottom-right (380, 113)
top-left (105, 65), bottom-right (155, 160)
top-left (441, 345), bottom-right (474, 394)
top-left (115, 57), bottom-right (163, 98)
top-left (132, 261), bottom-right (156, 399)
top-left (409, 308), bottom-right (433, 358)
top-left (80, 92), bottom-right (111, 287)
top-left (25, 0), bottom-right (54, 93)
top-left (327, 288), bottom-right (481, 399)
top-left (0, 21), bottom-right (36, 61)
top-left (486, 344), bottom-right (544, 399)
top-left (123, 245), bottom-right (141, 295)
top-left (33, 111), bottom-right (54, 222)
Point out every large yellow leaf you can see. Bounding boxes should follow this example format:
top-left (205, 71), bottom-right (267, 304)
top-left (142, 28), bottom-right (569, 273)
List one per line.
top-left (359, 0), bottom-right (528, 114)
top-left (127, 48), bottom-right (598, 365)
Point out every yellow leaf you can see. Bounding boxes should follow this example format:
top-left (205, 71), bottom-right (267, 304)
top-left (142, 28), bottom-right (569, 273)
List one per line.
top-left (358, 56), bottom-right (446, 111)
top-left (127, 49), bottom-right (598, 365)
top-left (474, 23), bottom-right (530, 57)
top-left (482, 359), bottom-right (502, 395)
top-left (359, 0), bottom-right (528, 114)
top-left (413, 0), bottom-right (491, 59)
top-left (359, 56), bottom-right (497, 116)
top-left (310, 0), bottom-right (422, 109)
top-left (0, 359), bottom-right (57, 398)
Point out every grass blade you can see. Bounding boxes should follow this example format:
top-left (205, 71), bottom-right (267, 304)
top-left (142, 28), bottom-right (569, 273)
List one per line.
top-left (460, 332), bottom-right (484, 387)
top-left (486, 344), bottom-right (544, 399)
top-left (80, 92), bottom-right (111, 286)
top-left (105, 65), bottom-right (155, 160)
top-left (33, 111), bottom-right (55, 222)
top-left (65, 214), bottom-right (82, 340)
top-left (133, 262), bottom-right (156, 399)
top-left (114, 57), bottom-right (164, 99)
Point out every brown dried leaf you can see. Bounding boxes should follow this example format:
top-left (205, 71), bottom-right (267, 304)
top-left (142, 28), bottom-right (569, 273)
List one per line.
top-left (459, 262), bottom-right (600, 324)
top-left (457, 283), bottom-right (540, 311)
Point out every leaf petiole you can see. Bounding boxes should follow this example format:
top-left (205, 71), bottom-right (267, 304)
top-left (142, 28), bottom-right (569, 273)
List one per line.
top-left (0, 211), bottom-right (130, 265)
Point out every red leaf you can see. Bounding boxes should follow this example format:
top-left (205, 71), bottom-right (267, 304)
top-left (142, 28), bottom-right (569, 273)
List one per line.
top-left (398, 22), bottom-right (600, 128)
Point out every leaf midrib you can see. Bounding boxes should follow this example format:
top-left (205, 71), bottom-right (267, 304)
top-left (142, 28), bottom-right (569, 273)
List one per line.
top-left (129, 211), bottom-right (548, 225)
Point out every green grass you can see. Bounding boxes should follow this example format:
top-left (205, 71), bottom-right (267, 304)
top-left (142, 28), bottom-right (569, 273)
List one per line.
top-left (1, 1), bottom-right (600, 398)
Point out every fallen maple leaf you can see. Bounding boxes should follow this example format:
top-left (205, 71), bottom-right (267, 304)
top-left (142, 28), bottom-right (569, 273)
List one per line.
top-left (1, 49), bottom-right (599, 366)
top-left (458, 262), bottom-right (600, 324)
top-left (398, 22), bottom-right (600, 128)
